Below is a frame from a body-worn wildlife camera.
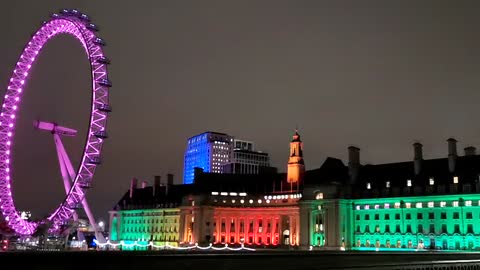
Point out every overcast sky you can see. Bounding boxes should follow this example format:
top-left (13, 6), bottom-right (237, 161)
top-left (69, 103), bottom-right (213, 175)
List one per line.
top-left (1, 1), bottom-right (479, 222)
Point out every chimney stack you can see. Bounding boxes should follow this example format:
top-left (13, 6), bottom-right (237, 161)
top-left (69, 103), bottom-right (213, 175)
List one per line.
top-left (153, 175), bottom-right (161, 196)
top-left (465, 146), bottom-right (476, 156)
top-left (166, 173), bottom-right (174, 195)
top-left (348, 146), bottom-right (360, 184)
top-left (167, 174), bottom-right (174, 186)
top-left (129, 178), bottom-right (138, 198)
top-left (413, 142), bottom-right (423, 175)
top-left (447, 138), bottom-right (457, 173)
top-left (141, 180), bottom-right (148, 189)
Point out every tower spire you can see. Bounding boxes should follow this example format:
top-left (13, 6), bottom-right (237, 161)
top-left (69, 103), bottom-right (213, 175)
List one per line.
top-left (287, 129), bottom-right (305, 185)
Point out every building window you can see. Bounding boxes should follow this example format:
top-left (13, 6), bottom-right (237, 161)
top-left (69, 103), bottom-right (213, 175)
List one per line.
top-left (428, 202), bottom-right (434, 208)
top-left (395, 225), bottom-right (401, 233)
top-left (441, 224), bottom-right (447, 234)
top-left (440, 201), bottom-right (446, 207)
top-left (405, 203), bottom-right (411, 208)
top-left (465, 200), bottom-right (472, 207)
top-left (356, 215), bottom-right (360, 220)
top-left (375, 214), bottom-right (379, 220)
top-left (453, 201), bottom-right (459, 207)
top-left (468, 224), bottom-right (474, 234)
top-left (386, 181), bottom-right (390, 188)
top-left (416, 202), bottom-right (422, 208)
top-left (429, 178), bottom-right (435, 185)
top-left (406, 213), bottom-right (411, 220)
top-left (356, 225), bottom-right (360, 233)
top-left (441, 212), bottom-right (447, 219)
top-left (407, 179), bottom-right (412, 187)
top-left (395, 213), bottom-right (400, 220)
top-left (453, 176), bottom-right (459, 184)
top-left (453, 212), bottom-right (459, 219)
top-left (428, 212), bottom-right (434, 219)
top-left (406, 225), bottom-right (412, 233)
top-left (385, 214), bottom-right (390, 220)
top-left (365, 214), bottom-right (370, 220)
top-left (394, 202), bottom-right (400, 209)
top-left (315, 193), bottom-right (324, 200)
top-left (417, 213), bottom-right (423, 219)
top-left (466, 212), bottom-right (473, 219)
top-left (417, 224), bottom-right (423, 234)
top-left (367, 182), bottom-right (371, 190)
top-left (454, 224), bottom-right (460, 234)
top-left (385, 225), bottom-right (390, 233)
top-left (429, 224), bottom-right (435, 234)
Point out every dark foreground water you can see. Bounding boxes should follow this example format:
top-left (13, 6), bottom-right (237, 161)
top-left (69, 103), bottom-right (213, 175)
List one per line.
top-left (2, 250), bottom-right (480, 270)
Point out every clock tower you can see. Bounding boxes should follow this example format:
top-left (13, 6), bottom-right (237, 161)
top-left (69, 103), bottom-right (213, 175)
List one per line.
top-left (287, 129), bottom-right (305, 185)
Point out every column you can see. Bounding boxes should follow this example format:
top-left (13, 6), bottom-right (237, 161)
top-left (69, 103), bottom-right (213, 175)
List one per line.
top-left (193, 207), bottom-right (202, 243)
top-left (299, 203), bottom-right (311, 248)
top-left (235, 217), bottom-right (240, 243)
top-left (226, 215), bottom-right (231, 243)
top-left (253, 217), bottom-right (257, 244)
top-left (214, 216), bottom-right (219, 243)
top-left (178, 209), bottom-right (186, 243)
top-left (296, 213), bottom-right (300, 246)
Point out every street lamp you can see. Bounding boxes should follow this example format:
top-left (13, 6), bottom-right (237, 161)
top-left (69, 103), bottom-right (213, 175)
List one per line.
top-left (98, 221), bottom-right (105, 231)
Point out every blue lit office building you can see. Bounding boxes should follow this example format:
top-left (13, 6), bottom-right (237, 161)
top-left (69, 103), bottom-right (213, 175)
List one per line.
top-left (183, 132), bottom-right (233, 184)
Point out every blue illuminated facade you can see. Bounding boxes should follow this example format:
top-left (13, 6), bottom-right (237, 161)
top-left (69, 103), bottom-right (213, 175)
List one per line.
top-left (183, 132), bottom-right (233, 184)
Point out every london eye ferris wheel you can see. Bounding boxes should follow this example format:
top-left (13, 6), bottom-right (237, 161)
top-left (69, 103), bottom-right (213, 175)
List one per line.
top-left (0, 9), bottom-right (112, 242)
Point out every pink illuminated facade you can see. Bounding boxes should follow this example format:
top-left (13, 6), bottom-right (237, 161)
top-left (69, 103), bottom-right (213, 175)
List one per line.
top-left (179, 203), bottom-right (300, 246)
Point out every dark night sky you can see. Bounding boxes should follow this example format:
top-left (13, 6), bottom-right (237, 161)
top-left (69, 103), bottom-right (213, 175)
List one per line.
top-left (1, 1), bottom-right (480, 223)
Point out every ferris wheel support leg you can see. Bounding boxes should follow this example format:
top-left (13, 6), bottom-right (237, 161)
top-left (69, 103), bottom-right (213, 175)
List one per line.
top-left (54, 134), bottom-right (106, 244)
top-left (53, 134), bottom-right (85, 242)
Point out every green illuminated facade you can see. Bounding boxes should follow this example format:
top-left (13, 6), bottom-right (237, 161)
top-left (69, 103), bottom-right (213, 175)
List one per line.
top-left (299, 141), bottom-right (480, 251)
top-left (300, 188), bottom-right (480, 251)
top-left (109, 208), bottom-right (180, 250)
top-left (349, 194), bottom-right (480, 250)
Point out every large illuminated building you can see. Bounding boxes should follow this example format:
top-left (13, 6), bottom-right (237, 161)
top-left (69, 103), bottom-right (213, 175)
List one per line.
top-left (183, 132), bottom-right (234, 184)
top-left (344, 140), bottom-right (480, 251)
top-left (302, 138), bottom-right (480, 251)
top-left (110, 132), bottom-right (480, 251)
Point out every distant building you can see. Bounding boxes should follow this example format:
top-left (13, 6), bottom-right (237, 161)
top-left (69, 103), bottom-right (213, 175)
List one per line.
top-left (222, 139), bottom-right (272, 175)
top-left (183, 132), bottom-right (233, 184)
top-left (183, 132), bottom-right (274, 184)
top-left (233, 139), bottom-right (254, 151)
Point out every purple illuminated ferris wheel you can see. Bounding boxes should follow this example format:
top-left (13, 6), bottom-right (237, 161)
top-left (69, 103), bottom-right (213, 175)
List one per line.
top-left (0, 9), bottom-right (111, 238)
